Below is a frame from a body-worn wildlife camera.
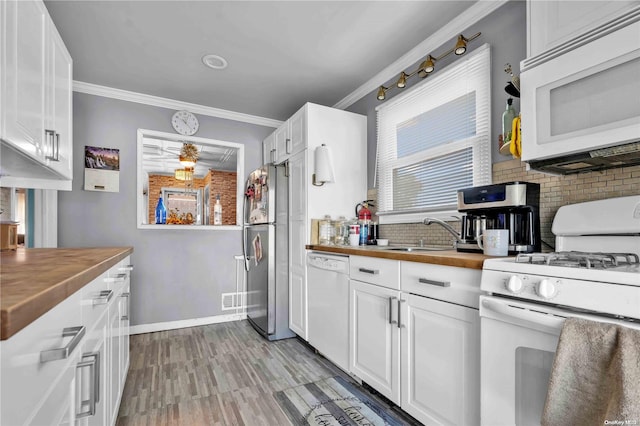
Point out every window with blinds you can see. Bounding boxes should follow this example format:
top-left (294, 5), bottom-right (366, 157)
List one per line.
top-left (376, 44), bottom-right (491, 221)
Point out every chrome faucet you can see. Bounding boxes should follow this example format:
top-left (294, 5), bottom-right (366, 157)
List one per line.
top-left (422, 217), bottom-right (463, 246)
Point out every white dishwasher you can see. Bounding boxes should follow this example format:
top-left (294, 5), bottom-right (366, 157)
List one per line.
top-left (307, 252), bottom-right (349, 372)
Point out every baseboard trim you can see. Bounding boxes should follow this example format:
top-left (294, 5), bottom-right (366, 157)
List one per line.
top-left (129, 313), bottom-right (247, 335)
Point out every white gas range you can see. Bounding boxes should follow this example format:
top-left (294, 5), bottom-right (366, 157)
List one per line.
top-left (479, 195), bottom-right (640, 426)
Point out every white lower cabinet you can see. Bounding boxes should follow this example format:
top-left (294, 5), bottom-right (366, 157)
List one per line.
top-left (0, 255), bottom-right (132, 425)
top-left (349, 279), bottom-right (401, 403)
top-left (348, 255), bottom-right (480, 426)
top-left (401, 294), bottom-right (480, 426)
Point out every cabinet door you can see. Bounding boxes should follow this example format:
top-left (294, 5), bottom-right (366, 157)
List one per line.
top-left (349, 279), bottom-right (401, 404)
top-left (77, 313), bottom-right (109, 426)
top-left (262, 132), bottom-right (276, 165)
top-left (108, 294), bottom-right (122, 425)
top-left (44, 22), bottom-right (73, 179)
top-left (401, 294), bottom-right (480, 426)
top-left (288, 152), bottom-right (307, 339)
top-left (1, 0), bottom-right (47, 159)
top-left (119, 282), bottom-right (131, 386)
top-left (288, 107), bottom-right (306, 157)
top-left (527, 1), bottom-right (638, 58)
top-left (274, 121), bottom-right (290, 163)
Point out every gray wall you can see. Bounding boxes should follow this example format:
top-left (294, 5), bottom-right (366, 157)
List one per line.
top-left (346, 0), bottom-right (527, 188)
top-left (58, 92), bottom-right (272, 326)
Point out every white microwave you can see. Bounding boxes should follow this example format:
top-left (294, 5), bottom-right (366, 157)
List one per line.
top-left (520, 14), bottom-right (640, 174)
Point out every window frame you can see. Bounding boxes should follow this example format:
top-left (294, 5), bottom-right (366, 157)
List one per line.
top-left (375, 44), bottom-right (492, 224)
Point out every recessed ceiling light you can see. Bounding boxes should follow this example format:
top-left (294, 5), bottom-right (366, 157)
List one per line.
top-left (202, 54), bottom-right (228, 70)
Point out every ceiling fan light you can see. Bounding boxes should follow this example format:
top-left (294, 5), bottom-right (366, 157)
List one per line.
top-left (396, 72), bottom-right (407, 88)
top-left (377, 86), bottom-right (387, 101)
top-left (454, 35), bottom-right (467, 55)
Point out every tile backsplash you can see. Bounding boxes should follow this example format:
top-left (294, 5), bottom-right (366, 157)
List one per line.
top-left (377, 159), bottom-right (640, 250)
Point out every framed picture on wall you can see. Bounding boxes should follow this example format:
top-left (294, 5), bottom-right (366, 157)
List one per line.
top-left (84, 146), bottom-right (120, 192)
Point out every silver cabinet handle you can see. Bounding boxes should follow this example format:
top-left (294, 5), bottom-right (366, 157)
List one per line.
top-left (53, 132), bottom-right (60, 161)
top-left (44, 129), bottom-right (55, 160)
top-left (270, 148), bottom-right (276, 163)
top-left (358, 267), bottom-right (379, 275)
top-left (121, 292), bottom-right (130, 321)
top-left (389, 297), bottom-right (397, 325)
top-left (76, 352), bottom-right (98, 418)
top-left (119, 264), bottom-right (134, 272)
top-left (92, 289), bottom-right (113, 305)
top-left (40, 326), bottom-right (85, 363)
top-left (104, 273), bottom-right (127, 283)
top-left (286, 138), bottom-right (291, 154)
top-left (397, 299), bottom-right (406, 328)
top-left (418, 277), bottom-right (450, 287)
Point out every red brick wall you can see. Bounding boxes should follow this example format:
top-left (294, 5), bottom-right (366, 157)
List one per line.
top-left (148, 171), bottom-right (237, 225)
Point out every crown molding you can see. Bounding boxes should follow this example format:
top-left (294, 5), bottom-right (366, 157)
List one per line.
top-left (73, 81), bottom-right (283, 128)
top-left (333, 0), bottom-right (509, 110)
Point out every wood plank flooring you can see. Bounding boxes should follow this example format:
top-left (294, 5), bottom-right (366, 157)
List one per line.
top-left (116, 320), bottom-right (353, 425)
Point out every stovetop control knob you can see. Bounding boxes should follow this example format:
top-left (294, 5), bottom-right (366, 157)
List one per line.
top-left (536, 279), bottom-right (557, 299)
top-left (506, 275), bottom-right (524, 293)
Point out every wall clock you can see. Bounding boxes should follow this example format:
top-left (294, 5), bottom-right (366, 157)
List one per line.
top-left (171, 110), bottom-right (199, 136)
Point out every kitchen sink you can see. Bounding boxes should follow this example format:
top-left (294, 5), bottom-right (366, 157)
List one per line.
top-left (380, 246), bottom-right (452, 252)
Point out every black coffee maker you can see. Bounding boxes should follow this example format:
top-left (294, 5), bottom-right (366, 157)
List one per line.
top-left (456, 182), bottom-right (541, 254)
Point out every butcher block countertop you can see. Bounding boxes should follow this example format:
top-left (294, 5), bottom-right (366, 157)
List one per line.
top-left (306, 244), bottom-right (490, 269)
top-left (0, 247), bottom-right (133, 340)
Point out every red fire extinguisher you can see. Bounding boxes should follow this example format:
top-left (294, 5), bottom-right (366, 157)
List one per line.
top-left (356, 201), bottom-right (372, 222)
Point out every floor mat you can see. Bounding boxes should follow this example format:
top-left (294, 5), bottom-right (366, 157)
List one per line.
top-left (274, 376), bottom-right (412, 426)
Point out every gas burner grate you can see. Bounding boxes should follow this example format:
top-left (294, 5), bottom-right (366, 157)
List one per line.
top-left (515, 251), bottom-right (640, 269)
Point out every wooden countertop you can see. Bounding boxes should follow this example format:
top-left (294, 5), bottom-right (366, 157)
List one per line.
top-left (1, 247), bottom-right (133, 340)
top-left (305, 244), bottom-right (490, 269)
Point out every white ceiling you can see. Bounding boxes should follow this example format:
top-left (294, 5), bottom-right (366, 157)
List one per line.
top-left (44, 1), bottom-right (478, 122)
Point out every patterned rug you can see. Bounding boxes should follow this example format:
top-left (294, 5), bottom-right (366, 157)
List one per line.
top-left (274, 376), bottom-right (412, 426)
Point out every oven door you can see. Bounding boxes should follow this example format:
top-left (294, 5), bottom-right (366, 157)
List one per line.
top-left (480, 295), bottom-right (563, 426)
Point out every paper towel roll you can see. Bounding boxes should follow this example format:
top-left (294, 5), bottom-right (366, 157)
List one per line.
top-left (314, 144), bottom-right (334, 183)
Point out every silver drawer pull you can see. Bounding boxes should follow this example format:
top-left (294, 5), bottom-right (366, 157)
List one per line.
top-left (121, 292), bottom-right (130, 321)
top-left (389, 297), bottom-right (397, 325)
top-left (104, 273), bottom-right (127, 283)
top-left (418, 277), bottom-right (450, 287)
top-left (358, 267), bottom-right (379, 275)
top-left (92, 289), bottom-right (113, 305)
top-left (40, 326), bottom-right (85, 363)
top-left (76, 352), bottom-right (98, 418)
top-left (397, 299), bottom-right (406, 328)
top-left (119, 264), bottom-right (134, 271)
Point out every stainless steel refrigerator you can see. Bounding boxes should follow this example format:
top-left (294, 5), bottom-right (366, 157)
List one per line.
top-left (242, 164), bottom-right (295, 341)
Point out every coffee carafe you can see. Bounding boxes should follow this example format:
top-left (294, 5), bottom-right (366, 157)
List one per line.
top-left (456, 182), bottom-right (541, 254)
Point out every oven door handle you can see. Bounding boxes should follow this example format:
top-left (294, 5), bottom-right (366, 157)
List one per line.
top-left (481, 298), bottom-right (566, 330)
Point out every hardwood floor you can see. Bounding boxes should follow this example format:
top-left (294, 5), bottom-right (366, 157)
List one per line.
top-left (116, 320), bottom-right (350, 425)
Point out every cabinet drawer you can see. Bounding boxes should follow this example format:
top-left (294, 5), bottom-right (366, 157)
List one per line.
top-left (401, 261), bottom-right (481, 309)
top-left (349, 255), bottom-right (399, 289)
top-left (0, 288), bottom-right (84, 425)
top-left (81, 271), bottom-right (111, 330)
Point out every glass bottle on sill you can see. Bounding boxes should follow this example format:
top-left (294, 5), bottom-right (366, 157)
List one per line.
top-left (155, 192), bottom-right (167, 224)
top-left (502, 98), bottom-right (517, 148)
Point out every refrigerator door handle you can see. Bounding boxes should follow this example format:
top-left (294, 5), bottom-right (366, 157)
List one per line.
top-left (242, 226), bottom-right (250, 271)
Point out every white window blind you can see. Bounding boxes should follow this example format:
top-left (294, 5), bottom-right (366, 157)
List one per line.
top-left (376, 44), bottom-right (491, 219)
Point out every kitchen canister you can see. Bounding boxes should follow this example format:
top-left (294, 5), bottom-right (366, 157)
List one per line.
top-left (319, 215), bottom-right (334, 245)
top-left (349, 223), bottom-right (360, 246)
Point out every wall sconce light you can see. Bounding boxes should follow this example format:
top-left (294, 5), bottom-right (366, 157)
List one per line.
top-left (376, 32), bottom-right (481, 101)
top-left (312, 144), bottom-right (334, 186)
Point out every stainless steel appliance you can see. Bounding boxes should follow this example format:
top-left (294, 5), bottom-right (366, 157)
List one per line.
top-left (479, 195), bottom-right (640, 425)
top-left (242, 164), bottom-right (295, 341)
top-left (457, 182), bottom-right (541, 254)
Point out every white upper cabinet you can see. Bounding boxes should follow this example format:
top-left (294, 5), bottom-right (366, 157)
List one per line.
top-left (262, 132), bottom-right (276, 165)
top-left (1, 0), bottom-right (73, 190)
top-left (527, 1), bottom-right (638, 59)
